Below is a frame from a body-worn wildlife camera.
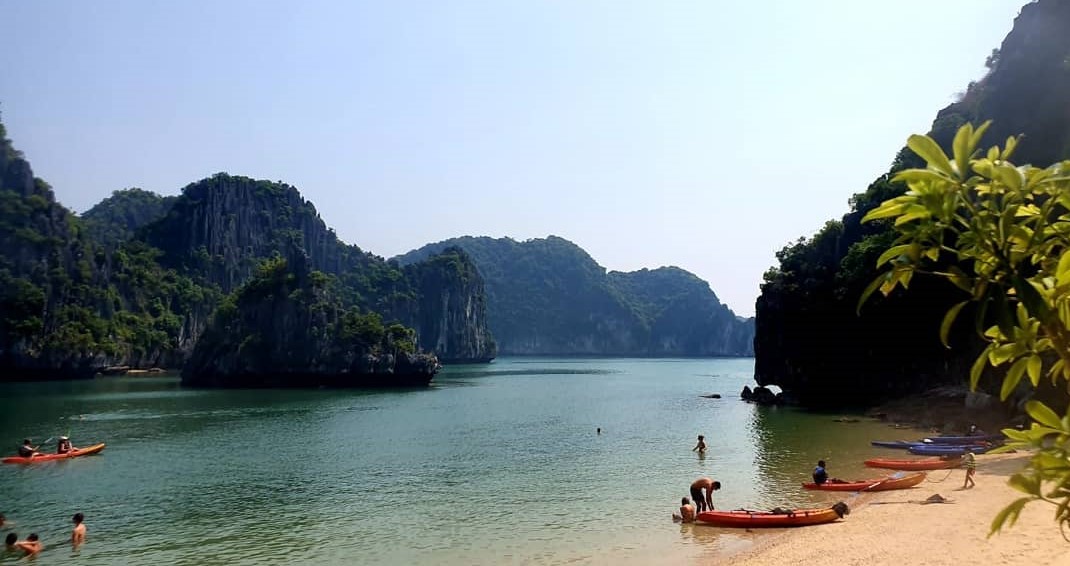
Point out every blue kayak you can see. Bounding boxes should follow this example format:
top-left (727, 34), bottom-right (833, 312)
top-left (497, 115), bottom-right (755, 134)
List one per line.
top-left (920, 434), bottom-right (1003, 445)
top-left (871, 441), bottom-right (917, 449)
top-left (909, 444), bottom-right (995, 456)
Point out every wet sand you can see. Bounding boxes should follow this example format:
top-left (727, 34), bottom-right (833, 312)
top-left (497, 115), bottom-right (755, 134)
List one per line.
top-left (704, 453), bottom-right (1070, 566)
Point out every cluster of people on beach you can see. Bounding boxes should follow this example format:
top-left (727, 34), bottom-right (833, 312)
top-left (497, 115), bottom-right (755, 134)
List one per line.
top-left (672, 435), bottom-right (722, 523)
top-left (671, 425), bottom-right (985, 524)
top-left (0, 512), bottom-right (85, 558)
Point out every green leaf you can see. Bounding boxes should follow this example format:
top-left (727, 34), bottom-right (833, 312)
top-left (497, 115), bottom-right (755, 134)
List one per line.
top-left (990, 497), bottom-right (1032, 536)
top-left (856, 273), bottom-right (887, 315)
top-left (876, 244), bottom-right (915, 268)
top-left (940, 301), bottom-right (968, 348)
top-left (1056, 250), bottom-right (1070, 287)
top-left (1026, 355), bottom-right (1042, 387)
top-left (1008, 473), bottom-right (1041, 496)
top-left (1014, 276), bottom-right (1052, 321)
top-left (952, 124), bottom-right (972, 180)
top-left (1025, 400), bottom-right (1063, 429)
top-left (907, 134), bottom-right (954, 175)
top-left (970, 348), bottom-right (991, 391)
top-left (1001, 358), bottom-right (1028, 400)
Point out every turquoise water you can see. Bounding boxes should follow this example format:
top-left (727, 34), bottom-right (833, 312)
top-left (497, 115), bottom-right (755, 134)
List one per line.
top-left (0, 358), bottom-right (911, 565)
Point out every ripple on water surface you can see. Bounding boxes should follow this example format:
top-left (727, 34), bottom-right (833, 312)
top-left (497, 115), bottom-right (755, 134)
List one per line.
top-left (0, 359), bottom-right (897, 565)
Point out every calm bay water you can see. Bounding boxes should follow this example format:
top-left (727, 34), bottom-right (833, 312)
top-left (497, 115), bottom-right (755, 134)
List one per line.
top-left (0, 358), bottom-right (912, 565)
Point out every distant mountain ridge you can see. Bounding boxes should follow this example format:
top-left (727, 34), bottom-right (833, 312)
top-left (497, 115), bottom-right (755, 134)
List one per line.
top-left (395, 236), bottom-right (754, 357)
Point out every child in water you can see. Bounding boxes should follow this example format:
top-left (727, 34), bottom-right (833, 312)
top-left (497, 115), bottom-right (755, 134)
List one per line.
top-left (692, 435), bottom-right (706, 453)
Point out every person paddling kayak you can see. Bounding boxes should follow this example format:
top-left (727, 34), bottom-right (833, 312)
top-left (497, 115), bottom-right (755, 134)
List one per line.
top-left (16, 439), bottom-right (39, 458)
top-left (57, 436), bottom-right (76, 455)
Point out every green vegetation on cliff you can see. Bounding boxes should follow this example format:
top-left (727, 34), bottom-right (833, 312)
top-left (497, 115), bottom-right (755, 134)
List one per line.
top-left (396, 236), bottom-right (753, 356)
top-left (0, 122), bottom-right (494, 379)
top-left (0, 122), bottom-right (216, 377)
top-left (81, 188), bottom-right (176, 248)
top-left (183, 251), bottom-right (437, 388)
top-left (859, 123), bottom-right (1070, 534)
top-left (755, 0), bottom-right (1070, 406)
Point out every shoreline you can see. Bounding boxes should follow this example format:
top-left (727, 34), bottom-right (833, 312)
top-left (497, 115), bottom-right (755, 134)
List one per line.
top-left (701, 453), bottom-right (1070, 566)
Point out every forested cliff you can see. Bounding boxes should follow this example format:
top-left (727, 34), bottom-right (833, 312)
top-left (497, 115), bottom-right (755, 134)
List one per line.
top-left (0, 123), bottom-right (495, 380)
top-left (396, 236), bottom-right (753, 356)
top-left (755, 0), bottom-right (1070, 406)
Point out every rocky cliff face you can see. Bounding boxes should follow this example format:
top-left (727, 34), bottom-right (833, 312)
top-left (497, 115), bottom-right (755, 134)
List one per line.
top-left (399, 248), bottom-right (497, 362)
top-left (183, 247), bottom-right (439, 388)
top-left (396, 236), bottom-right (753, 356)
top-left (754, 0), bottom-right (1070, 406)
top-left (0, 122), bottom-right (114, 379)
top-left (141, 174), bottom-right (495, 362)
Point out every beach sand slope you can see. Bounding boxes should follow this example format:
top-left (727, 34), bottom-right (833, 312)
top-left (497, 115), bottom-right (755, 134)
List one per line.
top-left (714, 454), bottom-right (1070, 566)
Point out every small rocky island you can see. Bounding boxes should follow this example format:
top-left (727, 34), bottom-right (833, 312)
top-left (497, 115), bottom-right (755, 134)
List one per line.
top-left (182, 248), bottom-right (439, 388)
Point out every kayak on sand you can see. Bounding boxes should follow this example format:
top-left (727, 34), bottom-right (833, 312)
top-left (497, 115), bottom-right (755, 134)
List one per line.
top-left (696, 502), bottom-right (849, 528)
top-left (864, 457), bottom-right (962, 471)
top-left (2, 443), bottom-right (106, 464)
top-left (908, 444), bottom-right (996, 457)
top-left (802, 471), bottom-right (926, 491)
top-left (921, 434), bottom-right (1003, 444)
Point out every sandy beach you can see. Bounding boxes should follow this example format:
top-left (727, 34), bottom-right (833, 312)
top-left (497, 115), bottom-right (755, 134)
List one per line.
top-left (708, 453), bottom-right (1070, 566)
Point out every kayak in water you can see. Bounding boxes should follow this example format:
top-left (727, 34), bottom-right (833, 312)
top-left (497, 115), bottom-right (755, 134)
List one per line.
top-left (2, 443), bottom-right (106, 464)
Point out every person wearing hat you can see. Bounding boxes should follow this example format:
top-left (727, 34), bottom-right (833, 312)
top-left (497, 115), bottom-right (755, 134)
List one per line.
top-left (56, 436), bottom-right (76, 455)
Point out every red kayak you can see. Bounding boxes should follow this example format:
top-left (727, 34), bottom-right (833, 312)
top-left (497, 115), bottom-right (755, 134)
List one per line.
top-left (802, 471), bottom-right (926, 491)
top-left (2, 443), bottom-right (106, 464)
top-left (696, 502), bottom-right (849, 528)
top-left (865, 457), bottom-right (962, 471)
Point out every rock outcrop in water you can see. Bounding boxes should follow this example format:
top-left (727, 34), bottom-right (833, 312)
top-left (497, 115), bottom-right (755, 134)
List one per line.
top-left (0, 119), bottom-right (494, 380)
top-left (395, 236), bottom-right (753, 356)
top-left (754, 0), bottom-right (1070, 407)
top-left (183, 247), bottom-right (439, 388)
top-left (143, 174), bottom-right (496, 363)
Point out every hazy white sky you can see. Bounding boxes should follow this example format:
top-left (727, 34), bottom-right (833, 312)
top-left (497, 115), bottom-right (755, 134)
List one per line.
top-left (1, 1), bottom-right (1025, 316)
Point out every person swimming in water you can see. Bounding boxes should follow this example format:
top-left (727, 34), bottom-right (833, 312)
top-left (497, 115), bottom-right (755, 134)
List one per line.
top-left (15, 533), bottom-right (42, 557)
top-left (692, 435), bottom-right (707, 454)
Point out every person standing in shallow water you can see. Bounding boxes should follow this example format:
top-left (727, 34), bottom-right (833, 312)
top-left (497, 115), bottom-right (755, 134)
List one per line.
top-left (692, 435), bottom-right (706, 454)
top-left (71, 513), bottom-right (86, 546)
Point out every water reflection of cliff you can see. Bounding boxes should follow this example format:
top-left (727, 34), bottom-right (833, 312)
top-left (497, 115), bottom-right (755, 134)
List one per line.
top-left (747, 405), bottom-right (912, 509)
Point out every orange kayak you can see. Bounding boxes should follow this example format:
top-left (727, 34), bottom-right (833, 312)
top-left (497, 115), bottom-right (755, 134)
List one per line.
top-left (696, 502), bottom-right (849, 528)
top-left (802, 471), bottom-right (926, 491)
top-left (2, 443), bottom-right (106, 464)
top-left (865, 457), bottom-right (962, 471)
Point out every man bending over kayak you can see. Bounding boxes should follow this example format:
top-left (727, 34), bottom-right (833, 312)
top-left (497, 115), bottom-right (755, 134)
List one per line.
top-left (689, 477), bottom-right (721, 513)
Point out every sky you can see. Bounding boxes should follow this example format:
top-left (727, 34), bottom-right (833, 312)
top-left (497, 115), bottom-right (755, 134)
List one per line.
top-left (0, 1), bottom-right (1026, 316)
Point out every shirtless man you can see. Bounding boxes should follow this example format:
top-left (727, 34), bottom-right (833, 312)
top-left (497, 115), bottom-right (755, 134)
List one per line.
top-left (672, 497), bottom-right (697, 523)
top-left (689, 477), bottom-right (721, 513)
top-left (692, 435), bottom-right (707, 454)
top-left (72, 513), bottom-right (86, 546)
top-left (15, 533), bottom-right (42, 557)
